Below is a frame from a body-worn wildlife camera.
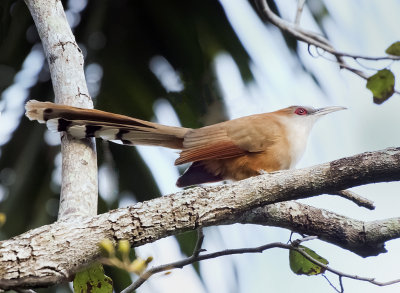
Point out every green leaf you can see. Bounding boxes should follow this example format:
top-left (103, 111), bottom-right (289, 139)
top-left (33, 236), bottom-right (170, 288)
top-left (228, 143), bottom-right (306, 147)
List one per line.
top-left (385, 41), bottom-right (400, 56)
top-left (366, 69), bottom-right (395, 104)
top-left (0, 213), bottom-right (6, 227)
top-left (73, 263), bottom-right (113, 293)
top-left (289, 245), bottom-right (328, 276)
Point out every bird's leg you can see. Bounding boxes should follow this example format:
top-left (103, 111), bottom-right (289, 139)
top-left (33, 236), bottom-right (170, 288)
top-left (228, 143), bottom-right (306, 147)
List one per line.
top-left (258, 169), bottom-right (268, 175)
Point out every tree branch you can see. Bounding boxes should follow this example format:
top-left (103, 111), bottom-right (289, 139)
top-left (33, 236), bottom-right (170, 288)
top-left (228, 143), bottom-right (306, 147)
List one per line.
top-left (1, 148), bottom-right (400, 290)
top-left (235, 201), bottom-right (391, 257)
top-left (24, 0), bottom-right (97, 219)
top-left (255, 0), bottom-right (400, 92)
top-left (294, 0), bottom-right (306, 26)
top-left (122, 235), bottom-right (400, 293)
top-left (329, 190), bottom-right (374, 210)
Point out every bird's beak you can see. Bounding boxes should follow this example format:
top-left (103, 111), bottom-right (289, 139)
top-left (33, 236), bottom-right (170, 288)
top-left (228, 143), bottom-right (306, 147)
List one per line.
top-left (313, 106), bottom-right (347, 116)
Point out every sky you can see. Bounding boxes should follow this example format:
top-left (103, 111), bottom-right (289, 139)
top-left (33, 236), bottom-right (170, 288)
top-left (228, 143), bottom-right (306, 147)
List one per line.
top-left (1, 0), bottom-right (400, 292)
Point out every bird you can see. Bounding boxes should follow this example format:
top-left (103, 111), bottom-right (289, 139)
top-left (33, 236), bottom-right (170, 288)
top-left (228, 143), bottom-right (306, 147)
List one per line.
top-left (25, 100), bottom-right (346, 187)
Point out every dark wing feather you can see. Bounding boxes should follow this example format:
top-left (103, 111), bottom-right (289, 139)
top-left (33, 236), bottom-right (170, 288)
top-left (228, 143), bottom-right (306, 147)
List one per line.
top-left (176, 162), bottom-right (223, 187)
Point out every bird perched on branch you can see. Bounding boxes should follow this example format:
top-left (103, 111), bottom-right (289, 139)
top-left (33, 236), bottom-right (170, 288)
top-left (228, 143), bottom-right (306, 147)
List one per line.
top-left (25, 100), bottom-right (345, 187)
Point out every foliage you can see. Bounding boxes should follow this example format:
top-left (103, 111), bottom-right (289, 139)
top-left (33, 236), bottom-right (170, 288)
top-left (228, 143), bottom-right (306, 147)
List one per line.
top-left (99, 239), bottom-right (153, 274)
top-left (289, 245), bottom-right (328, 276)
top-left (385, 41), bottom-right (400, 56)
top-left (73, 263), bottom-right (113, 293)
top-left (367, 69), bottom-right (395, 104)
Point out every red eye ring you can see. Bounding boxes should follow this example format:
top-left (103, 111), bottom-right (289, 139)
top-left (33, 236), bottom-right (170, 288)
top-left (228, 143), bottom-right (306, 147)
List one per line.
top-left (294, 107), bottom-right (307, 115)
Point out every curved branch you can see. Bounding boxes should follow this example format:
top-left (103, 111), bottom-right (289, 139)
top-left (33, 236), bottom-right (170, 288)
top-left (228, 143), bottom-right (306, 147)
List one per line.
top-left (255, 0), bottom-right (400, 88)
top-left (256, 0), bottom-right (400, 62)
top-left (0, 148), bottom-right (400, 289)
top-left (236, 201), bottom-right (395, 257)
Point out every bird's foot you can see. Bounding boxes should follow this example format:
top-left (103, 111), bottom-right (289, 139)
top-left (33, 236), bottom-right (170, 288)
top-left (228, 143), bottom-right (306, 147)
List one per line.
top-left (258, 169), bottom-right (268, 175)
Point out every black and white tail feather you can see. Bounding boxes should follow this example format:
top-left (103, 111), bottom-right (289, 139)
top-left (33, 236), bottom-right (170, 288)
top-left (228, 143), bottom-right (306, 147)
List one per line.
top-left (25, 100), bottom-right (189, 149)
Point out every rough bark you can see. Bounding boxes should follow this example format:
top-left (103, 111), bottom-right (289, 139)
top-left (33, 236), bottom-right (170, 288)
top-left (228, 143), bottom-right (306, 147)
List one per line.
top-left (1, 148), bottom-right (400, 290)
top-left (237, 201), bottom-right (396, 257)
top-left (24, 0), bottom-right (98, 219)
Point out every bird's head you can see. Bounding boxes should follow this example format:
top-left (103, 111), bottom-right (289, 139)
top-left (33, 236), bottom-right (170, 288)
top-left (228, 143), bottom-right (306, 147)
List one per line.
top-left (277, 105), bottom-right (346, 122)
top-left (274, 105), bottom-right (347, 133)
top-left (287, 105), bottom-right (346, 117)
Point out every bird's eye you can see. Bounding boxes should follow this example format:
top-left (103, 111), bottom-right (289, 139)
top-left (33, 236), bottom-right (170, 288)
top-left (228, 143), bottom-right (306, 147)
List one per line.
top-left (294, 107), bottom-right (307, 115)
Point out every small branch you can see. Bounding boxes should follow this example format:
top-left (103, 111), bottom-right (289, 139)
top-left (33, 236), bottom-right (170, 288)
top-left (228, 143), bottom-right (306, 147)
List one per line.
top-left (121, 236), bottom-right (400, 292)
top-left (292, 235), bottom-right (318, 246)
top-left (255, 0), bottom-right (400, 86)
top-left (122, 242), bottom-right (290, 292)
top-left (339, 276), bottom-right (344, 293)
top-left (127, 228), bottom-right (206, 291)
top-left (293, 242), bottom-right (400, 287)
top-left (193, 228), bottom-right (205, 257)
top-left (322, 274), bottom-right (342, 293)
top-left (294, 0), bottom-right (306, 25)
top-left (257, 0), bottom-right (400, 61)
top-left (329, 190), bottom-right (375, 210)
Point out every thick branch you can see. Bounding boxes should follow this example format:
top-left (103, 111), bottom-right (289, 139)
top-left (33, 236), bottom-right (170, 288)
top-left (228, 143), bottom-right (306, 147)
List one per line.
top-left (236, 201), bottom-right (391, 257)
top-left (1, 148), bottom-right (400, 289)
top-left (24, 0), bottom-right (97, 219)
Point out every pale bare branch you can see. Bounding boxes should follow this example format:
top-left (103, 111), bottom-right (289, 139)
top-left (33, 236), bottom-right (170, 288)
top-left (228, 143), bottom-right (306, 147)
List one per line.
top-left (24, 0), bottom-right (98, 220)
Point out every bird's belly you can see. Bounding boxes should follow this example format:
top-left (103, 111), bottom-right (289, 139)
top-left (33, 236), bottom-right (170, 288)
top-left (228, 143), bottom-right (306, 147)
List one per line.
top-left (203, 151), bottom-right (291, 181)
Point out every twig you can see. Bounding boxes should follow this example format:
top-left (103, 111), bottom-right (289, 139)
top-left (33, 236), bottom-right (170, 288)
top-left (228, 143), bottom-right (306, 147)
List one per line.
top-left (122, 242), bottom-right (290, 293)
top-left (329, 190), bottom-right (375, 210)
top-left (256, 0), bottom-right (400, 61)
top-left (291, 235), bottom-right (318, 246)
top-left (294, 0), bottom-right (306, 26)
top-left (255, 0), bottom-right (400, 88)
top-left (123, 228), bottom-right (206, 292)
top-left (293, 243), bottom-right (400, 287)
top-left (193, 228), bottom-right (205, 257)
top-left (339, 276), bottom-right (344, 293)
top-left (322, 274), bottom-right (342, 293)
top-left (121, 235), bottom-right (400, 293)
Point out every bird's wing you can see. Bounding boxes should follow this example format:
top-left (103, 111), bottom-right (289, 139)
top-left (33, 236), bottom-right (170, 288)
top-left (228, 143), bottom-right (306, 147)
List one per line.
top-left (175, 114), bottom-right (280, 165)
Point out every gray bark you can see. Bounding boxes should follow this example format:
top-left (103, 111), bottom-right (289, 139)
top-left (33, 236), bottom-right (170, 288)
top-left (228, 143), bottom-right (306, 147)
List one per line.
top-left (24, 0), bottom-right (98, 219)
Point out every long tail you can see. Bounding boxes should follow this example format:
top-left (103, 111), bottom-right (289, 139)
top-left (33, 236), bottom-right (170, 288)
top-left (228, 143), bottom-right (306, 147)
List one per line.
top-left (25, 100), bottom-right (189, 149)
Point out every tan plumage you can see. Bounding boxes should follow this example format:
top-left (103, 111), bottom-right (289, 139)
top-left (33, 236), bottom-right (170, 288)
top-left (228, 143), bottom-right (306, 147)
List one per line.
top-left (25, 100), bottom-right (345, 187)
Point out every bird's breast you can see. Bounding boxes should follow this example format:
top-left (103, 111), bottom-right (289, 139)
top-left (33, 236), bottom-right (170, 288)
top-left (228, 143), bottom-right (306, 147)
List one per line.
top-left (281, 118), bottom-right (313, 168)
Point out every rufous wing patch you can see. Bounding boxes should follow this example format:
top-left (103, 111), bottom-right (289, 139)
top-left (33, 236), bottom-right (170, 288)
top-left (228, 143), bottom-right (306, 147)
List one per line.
top-left (175, 140), bottom-right (247, 165)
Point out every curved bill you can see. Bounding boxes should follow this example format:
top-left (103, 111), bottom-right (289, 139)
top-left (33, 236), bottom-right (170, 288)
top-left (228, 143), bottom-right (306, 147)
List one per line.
top-left (312, 106), bottom-right (347, 116)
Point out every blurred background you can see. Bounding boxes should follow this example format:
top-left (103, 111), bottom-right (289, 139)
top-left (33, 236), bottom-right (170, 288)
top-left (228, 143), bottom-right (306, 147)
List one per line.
top-left (1, 0), bottom-right (400, 292)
